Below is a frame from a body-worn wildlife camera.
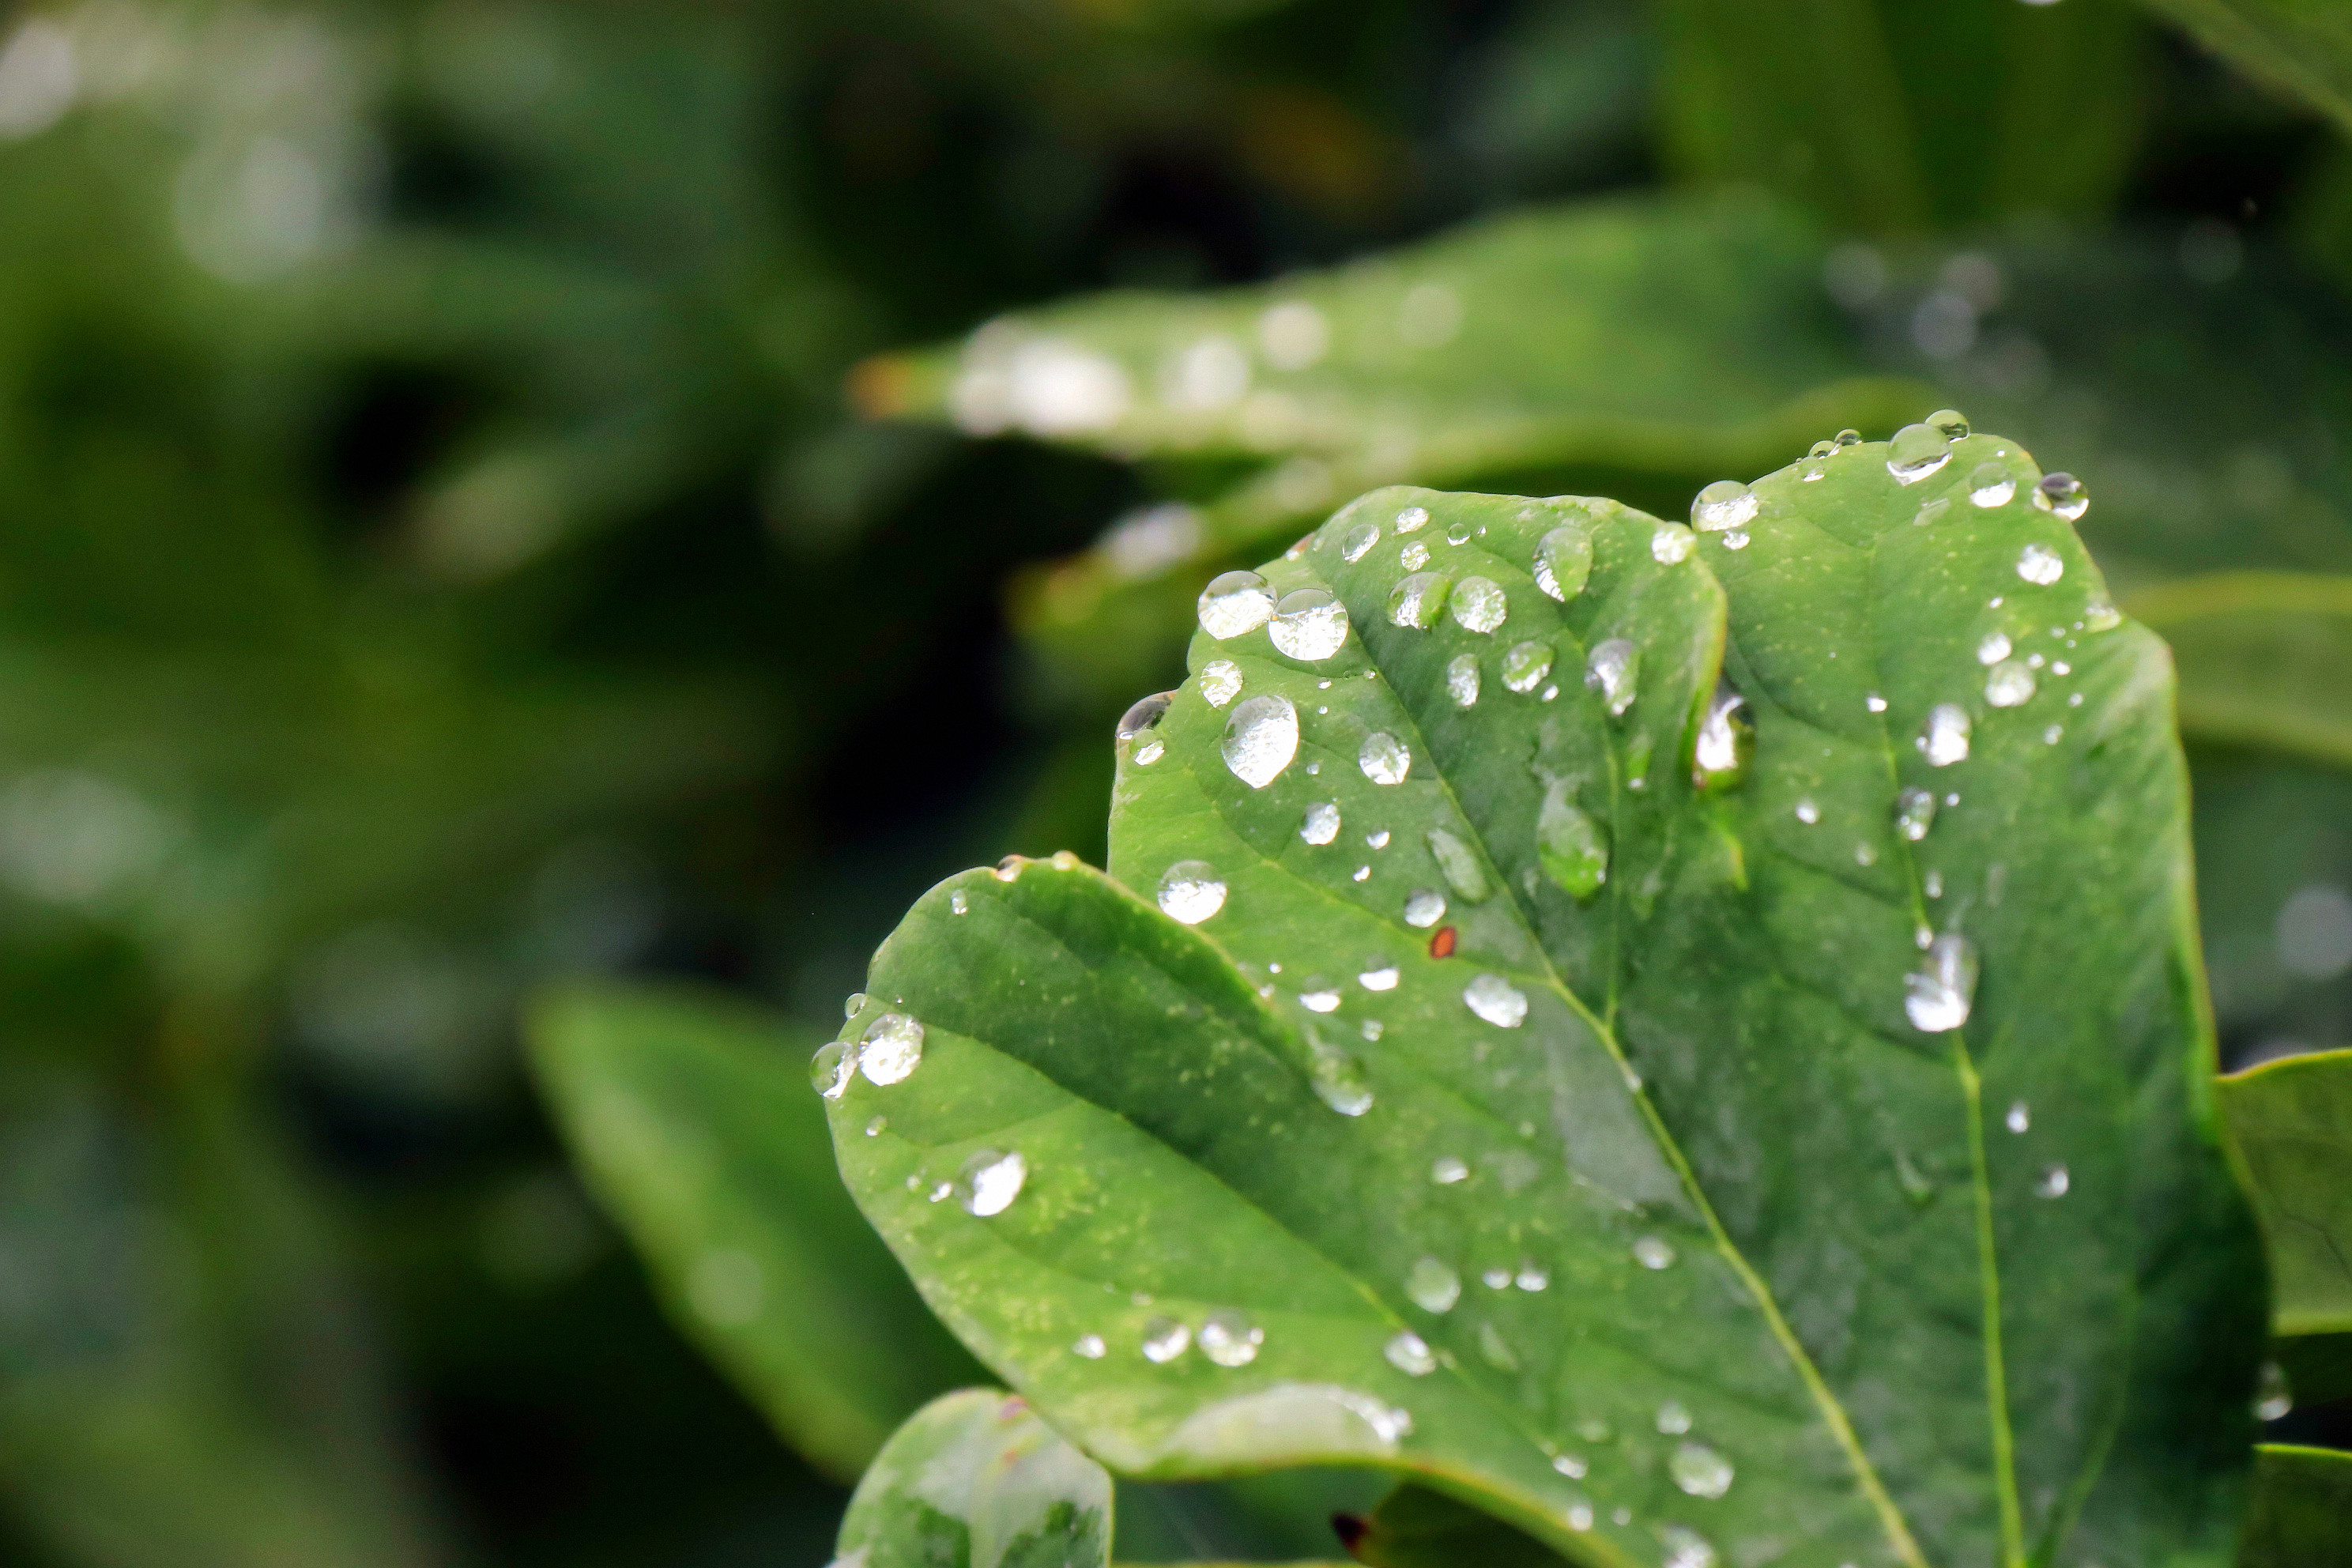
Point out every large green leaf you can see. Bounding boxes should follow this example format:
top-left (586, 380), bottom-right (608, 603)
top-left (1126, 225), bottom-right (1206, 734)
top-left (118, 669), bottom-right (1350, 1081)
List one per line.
top-left (527, 982), bottom-right (982, 1479)
top-left (2135, 0), bottom-right (2352, 132)
top-left (820, 435), bottom-right (2263, 1566)
top-left (2218, 1047), bottom-right (2352, 1337)
top-left (2235, 1445), bottom-right (2352, 1567)
top-left (831, 1388), bottom-right (1111, 1568)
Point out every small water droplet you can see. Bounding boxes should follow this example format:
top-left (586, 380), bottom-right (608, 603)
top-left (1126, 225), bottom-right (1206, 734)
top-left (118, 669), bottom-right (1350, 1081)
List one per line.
top-left (1351, 865), bottom-right (1371, 881)
top-left (1132, 737), bottom-right (1164, 765)
top-left (1074, 1333), bottom-right (1106, 1359)
top-left (1449, 575), bottom-right (1509, 634)
top-left (1271, 588), bottom-right (1351, 660)
top-left (2034, 1163), bottom-right (2071, 1199)
top-left (2006, 1101), bottom-right (2030, 1134)
top-left (1515, 1261), bottom-right (1549, 1291)
top-left (811, 1041), bottom-right (854, 1099)
top-left (1408, 1257), bottom-right (1461, 1313)
top-left (1366, 829), bottom-right (1391, 850)
top-left (1985, 659), bottom-right (2035, 707)
top-left (1795, 798), bottom-right (1820, 825)
top-left (1385, 1329), bottom-right (1437, 1376)
top-left (1158, 861), bottom-right (1227, 924)
top-left (1927, 408), bottom-right (1969, 439)
top-left (858, 1012), bottom-right (925, 1085)
top-left (1198, 1310), bottom-right (1264, 1367)
top-left (1913, 496), bottom-right (1951, 528)
top-left (1924, 869), bottom-right (1944, 898)
top-left (2083, 597), bottom-right (2120, 631)
top-left (1223, 694), bottom-right (1300, 788)
top-left (1463, 974), bottom-right (1528, 1027)
top-left (1834, 428), bottom-right (1862, 447)
top-left (865, 1115), bottom-right (887, 1136)
top-left (2256, 1359), bottom-right (2294, 1421)
top-left (1552, 1453), bottom-right (1588, 1479)
top-left (1866, 692), bottom-right (1888, 713)
top-left (1199, 570), bottom-right (1276, 639)
top-left (1361, 1019), bottom-right (1383, 1041)
top-left (1538, 790), bottom-right (1610, 897)
top-left (1192, 662), bottom-right (1242, 711)
top-left (1895, 1150), bottom-right (1936, 1204)
top-left (1581, 638), bottom-right (1638, 716)
top-left (1917, 703), bottom-right (1971, 767)
top-left (1502, 639), bottom-right (1556, 694)
top-left (846, 992), bottom-right (869, 1018)
top-left (1533, 525), bottom-right (1592, 602)
top-left (2017, 543), bottom-right (2064, 585)
top-left (1142, 1317), bottom-right (1191, 1363)
top-left (1633, 1235), bottom-right (1676, 1270)
top-left (1431, 1155), bottom-right (1469, 1184)
top-left (1482, 1266), bottom-right (1512, 1290)
top-left (1301, 802), bottom-right (1341, 845)
top-left (951, 890), bottom-right (969, 914)
top-left (1118, 693), bottom-right (1173, 745)
top-left (1977, 631), bottom-right (2013, 665)
top-left (2043, 724), bottom-right (2064, 744)
top-left (1307, 1030), bottom-right (1375, 1116)
top-left (1299, 984), bottom-right (1342, 1012)
top-left (1444, 521), bottom-right (1472, 546)
top-left (1660, 1524), bottom-right (1719, 1568)
top-left (1895, 787), bottom-right (1937, 841)
top-left (1656, 1399), bottom-right (1692, 1434)
top-left (1427, 827), bottom-right (1491, 902)
top-left (1690, 480), bottom-right (1758, 532)
top-left (956, 1148), bottom-right (1027, 1216)
top-left (1888, 423), bottom-right (1953, 484)
top-left (1446, 654), bottom-right (1481, 707)
top-left (1395, 504), bottom-right (1430, 533)
top-left (1360, 732), bottom-right (1412, 785)
top-left (1968, 462), bottom-right (2016, 508)
top-left (1854, 842), bottom-right (1879, 867)
top-left (1400, 541), bottom-right (1431, 571)
top-left (1904, 933), bottom-right (1978, 1032)
top-left (2034, 472), bottom-right (2089, 522)
top-left (1388, 571), bottom-right (1452, 628)
top-left (1341, 522), bottom-right (1381, 562)
top-left (1651, 523), bottom-right (1696, 564)
top-left (1692, 683), bottom-right (1751, 787)
top-left (1404, 889), bottom-right (1447, 928)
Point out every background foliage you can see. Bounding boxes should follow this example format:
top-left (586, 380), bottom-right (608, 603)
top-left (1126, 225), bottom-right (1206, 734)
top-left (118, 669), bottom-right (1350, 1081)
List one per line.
top-left (3, 0), bottom-right (2350, 1563)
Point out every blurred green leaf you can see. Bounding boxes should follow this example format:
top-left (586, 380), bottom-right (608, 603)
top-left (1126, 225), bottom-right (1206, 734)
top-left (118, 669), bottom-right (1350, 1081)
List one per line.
top-left (2220, 1047), bottom-right (2352, 1336)
top-left (820, 454), bottom-right (2262, 1566)
top-left (2138, 0), bottom-right (2352, 131)
top-left (2129, 574), bottom-right (2352, 767)
top-left (528, 981), bottom-right (983, 1481)
top-left (1342, 1485), bottom-right (1566, 1568)
top-left (2237, 1445), bottom-right (2352, 1567)
top-left (833, 1388), bottom-right (1110, 1568)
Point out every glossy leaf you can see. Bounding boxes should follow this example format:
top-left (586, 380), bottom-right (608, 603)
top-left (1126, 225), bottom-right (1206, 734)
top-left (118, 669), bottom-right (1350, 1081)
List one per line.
top-left (528, 982), bottom-right (982, 1479)
top-left (2218, 1047), bottom-right (2352, 1336)
top-left (821, 440), bottom-right (2263, 1566)
top-left (2137, 0), bottom-right (2352, 131)
top-left (2128, 574), bottom-right (2352, 770)
top-left (2236, 1445), bottom-right (2352, 1567)
top-left (832, 1388), bottom-right (1110, 1568)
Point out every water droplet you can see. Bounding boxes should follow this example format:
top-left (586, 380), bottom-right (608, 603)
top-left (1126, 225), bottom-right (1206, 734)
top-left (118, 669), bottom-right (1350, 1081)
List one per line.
top-left (1538, 790), bottom-right (1609, 897)
top-left (1904, 933), bottom-right (1978, 1032)
top-left (1143, 1317), bottom-right (1191, 1363)
top-left (1660, 1524), bottom-right (1719, 1568)
top-left (1968, 462), bottom-right (2016, 507)
top-left (1917, 703), bottom-right (1971, 767)
top-left (1446, 654), bottom-right (1481, 707)
top-left (1895, 787), bottom-right (1937, 841)
top-left (1199, 570), bottom-right (1276, 639)
top-left (1533, 525), bottom-right (1593, 602)
top-left (865, 1116), bottom-right (888, 1136)
top-left (1690, 480), bottom-right (1758, 532)
top-left (846, 993), bottom-right (869, 1018)
top-left (1927, 408), bottom-right (1969, 439)
top-left (1404, 889), bottom-right (1447, 928)
top-left (1133, 737), bottom-right (1165, 765)
top-left (1158, 861), bottom-right (1228, 924)
top-left (1502, 639), bottom-right (1556, 694)
top-left (956, 1148), bottom-right (1027, 1216)
top-left (1651, 523), bottom-right (1696, 564)
top-left (1340, 522), bottom-right (1381, 562)
top-left (1924, 869), bottom-right (1944, 898)
top-left (1307, 1030), bottom-right (1375, 1116)
top-left (1408, 1258), bottom-right (1461, 1313)
top-left (1721, 530), bottom-right (1750, 550)
top-left (1808, 439), bottom-right (1836, 458)
top-left (1795, 798), bottom-right (1820, 825)
top-left (1223, 695), bottom-right (1299, 788)
top-left (1445, 522), bottom-right (1473, 546)
top-left (1552, 1453), bottom-right (1588, 1479)
top-left (1834, 428), bottom-right (1861, 447)
top-left (1360, 732), bottom-right (1412, 785)
top-left (1400, 541), bottom-right (1431, 571)
top-left (1463, 974), bottom-right (1528, 1027)
top-left (1199, 1310), bottom-right (1264, 1367)
top-left (1449, 575), bottom-right (1509, 634)
top-left (1888, 422), bottom-right (1953, 484)
top-left (1366, 829), bottom-right (1390, 850)
top-left (859, 1012), bottom-right (925, 1085)
top-left (1866, 692), bottom-right (1888, 713)
top-left (1671, 1445), bottom-right (1736, 1500)
top-left (1395, 505), bottom-right (1430, 533)
top-left (2034, 472), bottom-right (2088, 522)
top-left (1194, 662), bottom-right (1242, 710)
top-left (1585, 639), bottom-right (1638, 716)
top-left (2083, 597), bottom-right (2120, 631)
top-left (1300, 984), bottom-right (1342, 1012)
top-left (951, 891), bottom-right (969, 914)
top-left (1977, 631), bottom-right (2013, 665)
top-left (1514, 1262), bottom-right (1549, 1291)
top-left (2256, 1359), bottom-right (2294, 1421)
top-left (1352, 865), bottom-right (1371, 881)
top-left (1427, 827), bottom-right (1491, 902)
top-left (1854, 842), bottom-right (1879, 867)
top-left (1634, 1235), bottom-right (1676, 1269)
top-left (1657, 1400), bottom-right (1692, 1434)
top-left (1271, 588), bottom-right (1351, 660)
top-left (2017, 543), bottom-right (2064, 586)
top-left (1985, 659), bottom-right (2035, 707)
top-left (1300, 802), bottom-right (1340, 845)
top-left (1692, 683), bottom-right (1750, 787)
top-left (811, 1041), bottom-right (854, 1099)
top-left (1384, 1329), bottom-right (1437, 1377)
top-left (1801, 462), bottom-right (1826, 482)
top-left (2005, 1101), bottom-right (2030, 1134)
top-left (1073, 1333), bottom-right (1106, 1359)
top-left (1388, 571), bottom-right (1452, 629)
top-left (1118, 692), bottom-right (1173, 742)
top-left (1361, 1019), bottom-right (1383, 1041)
top-left (2035, 1163), bottom-right (2071, 1199)
top-left (1431, 1155), bottom-right (1468, 1184)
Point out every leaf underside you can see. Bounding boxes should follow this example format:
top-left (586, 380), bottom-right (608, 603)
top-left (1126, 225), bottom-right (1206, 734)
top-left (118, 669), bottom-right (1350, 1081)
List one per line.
top-left (2233, 1444), bottom-right (2352, 1567)
top-left (2218, 1046), bottom-right (2352, 1338)
top-left (825, 435), bottom-right (2263, 1567)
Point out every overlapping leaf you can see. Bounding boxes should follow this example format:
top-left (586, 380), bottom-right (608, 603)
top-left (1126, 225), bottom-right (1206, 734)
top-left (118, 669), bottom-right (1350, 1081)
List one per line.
top-left (2235, 1445), bottom-right (2352, 1567)
top-left (820, 433), bottom-right (2263, 1566)
top-left (2136, 0), bottom-right (2352, 131)
top-left (2218, 1047), bottom-right (2352, 1337)
top-left (830, 1388), bottom-right (1110, 1568)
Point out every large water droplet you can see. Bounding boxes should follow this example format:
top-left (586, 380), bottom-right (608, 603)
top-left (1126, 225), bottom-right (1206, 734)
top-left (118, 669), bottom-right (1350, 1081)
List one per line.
top-left (1223, 694), bottom-right (1300, 788)
top-left (1198, 1310), bottom-right (1264, 1367)
top-left (1308, 1030), bottom-right (1374, 1116)
top-left (1585, 639), bottom-right (1638, 716)
top-left (1651, 523), bottom-right (1696, 564)
top-left (859, 1013), bottom-right (925, 1084)
top-left (1142, 1317), bottom-right (1191, 1363)
top-left (1449, 576), bottom-right (1509, 634)
top-left (1538, 789), bottom-right (1609, 897)
top-left (1984, 659), bottom-right (2035, 707)
top-left (956, 1148), bottom-right (1027, 1216)
top-left (811, 1041), bottom-right (854, 1099)
top-left (1384, 1330), bottom-right (1437, 1376)
top-left (1269, 588), bottom-right (1350, 660)
top-left (1502, 640), bottom-right (1555, 694)
top-left (1199, 570), bottom-right (1276, 639)
top-left (1895, 787), bottom-right (1937, 842)
top-left (1408, 1257), bottom-right (1461, 1313)
top-left (2256, 1359), bottom-right (2294, 1421)
top-left (1968, 462), bottom-right (2015, 508)
top-left (1917, 703), bottom-right (1971, 766)
top-left (1690, 480), bottom-right (1758, 532)
top-left (1533, 525), bottom-right (1593, 603)
top-left (1118, 692), bottom-right (1172, 743)
top-left (2034, 472), bottom-right (2088, 522)
top-left (1634, 1235), bottom-right (1676, 1270)
top-left (2016, 543), bottom-right (2064, 585)
top-left (1400, 541), bottom-right (1431, 571)
top-left (1904, 933), bottom-right (1978, 1032)
top-left (1670, 1442), bottom-right (1735, 1499)
top-left (1200, 659), bottom-right (1243, 708)
top-left (1660, 1525), bottom-right (1718, 1568)
top-left (1692, 683), bottom-right (1750, 787)
top-left (1887, 423), bottom-right (1952, 484)
top-left (1157, 860), bottom-right (1227, 924)
top-left (1395, 504), bottom-right (1430, 533)
top-left (1360, 732), bottom-right (1411, 785)
top-left (1427, 827), bottom-right (1491, 902)
top-left (1388, 571), bottom-right (1453, 629)
top-left (1463, 974), bottom-right (1528, 1027)
top-left (1446, 654), bottom-right (1481, 707)
top-left (1404, 889), bottom-right (1447, 928)
top-left (1927, 408), bottom-right (1969, 439)
top-left (1340, 522), bottom-right (1381, 562)
top-left (1301, 801), bottom-right (1340, 845)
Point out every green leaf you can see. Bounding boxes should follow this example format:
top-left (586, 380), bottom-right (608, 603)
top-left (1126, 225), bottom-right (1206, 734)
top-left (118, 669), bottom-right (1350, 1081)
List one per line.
top-left (2219, 1047), bottom-right (2352, 1336)
top-left (1342, 1484), bottom-right (1569, 1568)
top-left (2237, 1445), bottom-right (2352, 1567)
top-left (527, 981), bottom-right (983, 1479)
top-left (833, 1388), bottom-right (1111, 1568)
top-left (821, 437), bottom-right (2263, 1566)
top-left (2136, 0), bottom-right (2352, 132)
top-left (2128, 574), bottom-right (2352, 770)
